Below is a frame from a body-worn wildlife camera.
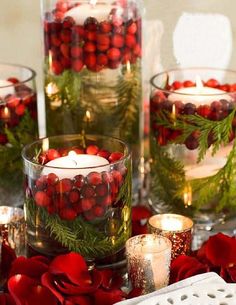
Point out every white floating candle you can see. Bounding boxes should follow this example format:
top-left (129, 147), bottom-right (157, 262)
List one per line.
top-left (0, 80), bottom-right (14, 98)
top-left (43, 151), bottom-right (109, 179)
top-left (64, 1), bottom-right (115, 25)
top-left (168, 77), bottom-right (232, 105)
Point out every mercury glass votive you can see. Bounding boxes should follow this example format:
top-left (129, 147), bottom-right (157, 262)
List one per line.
top-left (126, 234), bottom-right (172, 294)
top-left (0, 206), bottom-right (25, 256)
top-left (148, 214), bottom-right (193, 259)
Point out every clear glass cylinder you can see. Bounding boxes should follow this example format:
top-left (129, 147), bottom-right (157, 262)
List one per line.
top-left (22, 134), bottom-right (131, 265)
top-left (149, 68), bottom-right (236, 228)
top-left (0, 63), bottom-right (38, 207)
top-left (41, 0), bottom-right (143, 191)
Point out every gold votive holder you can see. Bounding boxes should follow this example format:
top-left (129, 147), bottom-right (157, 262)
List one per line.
top-left (0, 206), bottom-right (25, 256)
top-left (126, 234), bottom-right (172, 294)
top-left (148, 214), bottom-right (193, 259)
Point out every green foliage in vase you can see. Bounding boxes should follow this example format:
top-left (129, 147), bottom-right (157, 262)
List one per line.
top-left (25, 164), bottom-right (131, 258)
top-left (0, 111), bottom-right (38, 189)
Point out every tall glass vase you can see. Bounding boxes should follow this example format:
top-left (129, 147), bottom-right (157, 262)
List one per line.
top-left (41, 0), bottom-right (143, 193)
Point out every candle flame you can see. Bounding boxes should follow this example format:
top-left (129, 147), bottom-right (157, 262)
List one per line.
top-left (42, 138), bottom-right (49, 152)
top-left (3, 106), bottom-right (10, 119)
top-left (195, 75), bottom-right (203, 89)
top-left (46, 82), bottom-right (59, 97)
top-left (183, 184), bottom-right (192, 207)
top-left (126, 60), bottom-right (131, 75)
top-left (49, 51), bottom-right (53, 73)
top-left (86, 110), bottom-right (91, 121)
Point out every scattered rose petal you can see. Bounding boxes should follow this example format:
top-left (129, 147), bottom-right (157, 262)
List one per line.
top-left (0, 242), bottom-right (17, 279)
top-left (93, 288), bottom-right (124, 305)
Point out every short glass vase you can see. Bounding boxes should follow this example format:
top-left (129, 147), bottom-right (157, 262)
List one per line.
top-left (22, 134), bottom-right (132, 266)
top-left (149, 68), bottom-right (236, 229)
top-left (0, 63), bottom-right (38, 206)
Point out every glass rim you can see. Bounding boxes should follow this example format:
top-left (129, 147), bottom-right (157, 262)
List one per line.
top-left (150, 66), bottom-right (236, 96)
top-left (148, 213), bottom-right (194, 233)
top-left (22, 134), bottom-right (131, 170)
top-left (0, 62), bottom-right (36, 88)
top-left (126, 233), bottom-right (172, 254)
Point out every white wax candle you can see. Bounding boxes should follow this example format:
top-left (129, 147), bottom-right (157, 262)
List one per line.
top-left (0, 80), bottom-right (14, 98)
top-left (185, 160), bottom-right (226, 179)
top-left (64, 2), bottom-right (115, 25)
top-left (43, 151), bottom-right (109, 179)
top-left (160, 217), bottom-right (183, 231)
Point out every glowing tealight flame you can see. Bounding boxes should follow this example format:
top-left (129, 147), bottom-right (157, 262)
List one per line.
top-left (2, 106), bottom-right (10, 120)
top-left (183, 184), bottom-right (192, 207)
top-left (195, 75), bottom-right (204, 89)
top-left (46, 82), bottom-right (59, 97)
top-left (172, 103), bottom-right (176, 120)
top-left (85, 110), bottom-right (91, 121)
top-left (126, 60), bottom-right (131, 75)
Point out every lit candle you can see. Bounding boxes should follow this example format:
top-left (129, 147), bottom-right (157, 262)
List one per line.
top-left (42, 151), bottom-right (109, 179)
top-left (126, 234), bottom-right (172, 293)
top-left (64, 0), bottom-right (115, 25)
top-left (148, 214), bottom-right (193, 259)
top-left (168, 77), bottom-right (232, 105)
top-left (0, 80), bottom-right (14, 98)
top-left (0, 106), bottom-right (11, 122)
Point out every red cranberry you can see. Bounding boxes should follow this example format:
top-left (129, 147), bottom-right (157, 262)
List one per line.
top-left (185, 131), bottom-right (200, 150)
top-left (60, 29), bottom-right (72, 43)
top-left (56, 178), bottom-right (73, 193)
top-left (0, 133), bottom-right (8, 145)
top-left (111, 34), bottom-right (124, 48)
top-left (108, 60), bottom-right (120, 69)
top-left (125, 34), bottom-right (136, 48)
top-left (84, 30), bottom-right (97, 42)
top-left (73, 25), bottom-right (85, 41)
top-left (99, 21), bottom-right (112, 33)
top-left (73, 175), bottom-right (85, 189)
top-left (34, 191), bottom-right (51, 207)
top-left (47, 149), bottom-right (61, 161)
top-left (84, 53), bottom-right (96, 69)
top-left (71, 45), bottom-right (83, 58)
top-left (109, 152), bottom-right (124, 163)
top-left (97, 149), bottom-right (110, 159)
top-left (47, 173), bottom-right (59, 185)
top-left (36, 176), bottom-right (47, 190)
top-left (127, 22), bottom-right (137, 34)
top-left (51, 34), bottom-right (61, 47)
top-left (80, 198), bottom-right (95, 211)
top-left (39, 152), bottom-right (48, 165)
top-left (62, 16), bottom-right (75, 29)
top-left (95, 184), bottom-right (109, 196)
top-left (7, 77), bottom-right (19, 84)
top-left (98, 195), bottom-right (112, 207)
top-left (81, 185), bottom-right (95, 198)
top-left (86, 145), bottom-right (99, 155)
top-left (84, 42), bottom-right (96, 53)
top-left (112, 170), bottom-right (123, 186)
top-left (92, 205), bottom-right (105, 218)
top-left (160, 100), bottom-right (173, 112)
top-left (55, 194), bottom-right (68, 210)
top-left (133, 44), bottom-right (141, 57)
top-left (60, 43), bottom-right (70, 58)
top-left (46, 185), bottom-right (55, 197)
top-left (69, 190), bottom-right (80, 204)
top-left (183, 80), bottom-right (195, 87)
top-left (172, 81), bottom-right (183, 90)
top-left (102, 172), bottom-right (113, 184)
top-left (56, 1), bottom-right (68, 13)
top-left (6, 95), bottom-right (20, 108)
top-left (61, 57), bottom-right (71, 69)
top-left (51, 60), bottom-right (64, 75)
top-left (47, 205), bottom-right (56, 215)
top-left (97, 33), bottom-right (110, 45)
top-left (205, 78), bottom-right (219, 88)
top-left (97, 54), bottom-right (108, 66)
top-left (15, 104), bottom-right (25, 116)
top-left (83, 210), bottom-right (95, 221)
top-left (59, 208), bottom-right (77, 221)
top-left (183, 103), bottom-right (196, 115)
top-left (72, 59), bottom-right (84, 72)
top-left (87, 172), bottom-right (102, 186)
top-left (197, 105), bottom-right (211, 118)
top-left (73, 203), bottom-right (83, 215)
top-left (107, 48), bottom-right (121, 61)
top-left (97, 44), bottom-right (109, 52)
top-left (84, 17), bottom-right (98, 31)
top-left (211, 101), bottom-right (222, 112)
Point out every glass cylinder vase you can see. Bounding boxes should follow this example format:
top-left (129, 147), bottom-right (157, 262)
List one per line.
top-left (0, 63), bottom-right (38, 207)
top-left (22, 134), bottom-right (131, 266)
top-left (42, 0), bottom-right (143, 192)
top-left (149, 68), bottom-right (236, 229)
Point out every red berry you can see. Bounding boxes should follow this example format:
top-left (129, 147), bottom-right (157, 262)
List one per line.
top-left (83, 210), bottom-right (95, 221)
top-left (34, 191), bottom-right (51, 207)
top-left (60, 29), bottom-right (72, 43)
top-left (84, 53), bottom-right (96, 69)
top-left (51, 34), bottom-right (61, 47)
top-left (0, 133), bottom-right (8, 145)
top-left (102, 172), bottom-right (113, 184)
top-left (172, 81), bottom-right (183, 90)
top-left (56, 1), bottom-right (68, 13)
top-left (125, 34), bottom-right (136, 48)
top-left (36, 175), bottom-right (47, 190)
top-left (59, 208), bottom-right (77, 221)
top-left (81, 185), bottom-right (95, 198)
top-left (92, 205), bottom-right (105, 217)
top-left (183, 80), bottom-right (195, 87)
top-left (111, 34), bottom-right (124, 48)
top-left (98, 195), bottom-right (112, 207)
top-left (47, 149), bottom-right (61, 161)
top-left (73, 25), bottom-right (85, 41)
top-left (62, 16), bottom-right (75, 29)
top-left (99, 21), bottom-right (112, 33)
top-left (60, 43), bottom-right (70, 58)
top-left (107, 48), bottom-right (121, 61)
top-left (97, 33), bottom-right (110, 45)
top-left (87, 172), bottom-right (102, 186)
top-left (56, 178), bottom-right (73, 193)
top-left (97, 54), bottom-right (108, 66)
top-left (97, 149), bottom-right (110, 159)
top-left (80, 198), bottom-right (95, 211)
top-left (61, 57), bottom-right (71, 69)
top-left (218, 84), bottom-right (230, 92)
top-left (133, 44), bottom-right (141, 57)
top-left (109, 152), bottom-right (124, 163)
top-left (95, 184), bottom-right (108, 196)
top-left (84, 30), bottom-right (97, 42)
top-left (84, 17), bottom-right (98, 31)
top-left (97, 43), bottom-right (109, 52)
top-left (197, 105), bottom-right (211, 118)
top-left (127, 22), bottom-right (137, 34)
top-left (46, 185), bottom-right (55, 197)
top-left (72, 59), bottom-right (84, 72)
top-left (86, 145), bottom-right (99, 155)
top-left (7, 77), bottom-right (19, 84)
top-left (69, 189), bottom-right (80, 203)
top-left (6, 95), bottom-right (20, 108)
top-left (211, 101), bottom-right (222, 112)
top-left (108, 60), bottom-right (120, 69)
top-left (112, 170), bottom-right (123, 186)
top-left (15, 104), bottom-right (25, 116)
top-left (184, 103), bottom-right (196, 115)
top-left (71, 45), bottom-right (83, 58)
top-left (205, 78), bottom-right (219, 88)
top-left (51, 60), bottom-right (63, 75)
top-left (74, 175), bottom-right (85, 188)
top-left (47, 205), bottom-right (56, 215)
top-left (47, 173), bottom-right (59, 185)
top-left (83, 42), bottom-right (96, 53)
top-left (55, 194), bottom-right (68, 210)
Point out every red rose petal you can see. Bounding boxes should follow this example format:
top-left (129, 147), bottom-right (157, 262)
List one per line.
top-left (66, 295), bottom-right (92, 305)
top-left (25, 286), bottom-right (58, 305)
top-left (49, 252), bottom-right (91, 285)
top-left (100, 269), bottom-right (123, 290)
top-left (30, 255), bottom-right (50, 266)
top-left (183, 264), bottom-right (208, 280)
top-left (127, 287), bottom-right (143, 299)
top-left (132, 206), bottom-right (152, 222)
top-left (0, 241), bottom-right (17, 279)
top-left (226, 265), bottom-right (236, 282)
top-left (205, 233), bottom-right (236, 267)
top-left (41, 272), bottom-right (65, 303)
top-left (94, 289), bottom-right (124, 305)
top-left (0, 293), bottom-right (16, 305)
top-left (9, 256), bottom-right (48, 280)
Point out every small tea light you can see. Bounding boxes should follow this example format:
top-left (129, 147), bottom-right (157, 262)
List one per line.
top-left (0, 206), bottom-right (25, 256)
top-left (126, 234), bottom-right (172, 294)
top-left (148, 214), bottom-right (193, 259)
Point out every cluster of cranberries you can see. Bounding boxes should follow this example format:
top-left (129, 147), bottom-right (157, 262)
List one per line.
top-left (0, 77), bottom-right (37, 145)
top-left (150, 79), bottom-right (236, 150)
top-left (44, 1), bottom-right (141, 74)
top-left (28, 145), bottom-right (126, 222)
